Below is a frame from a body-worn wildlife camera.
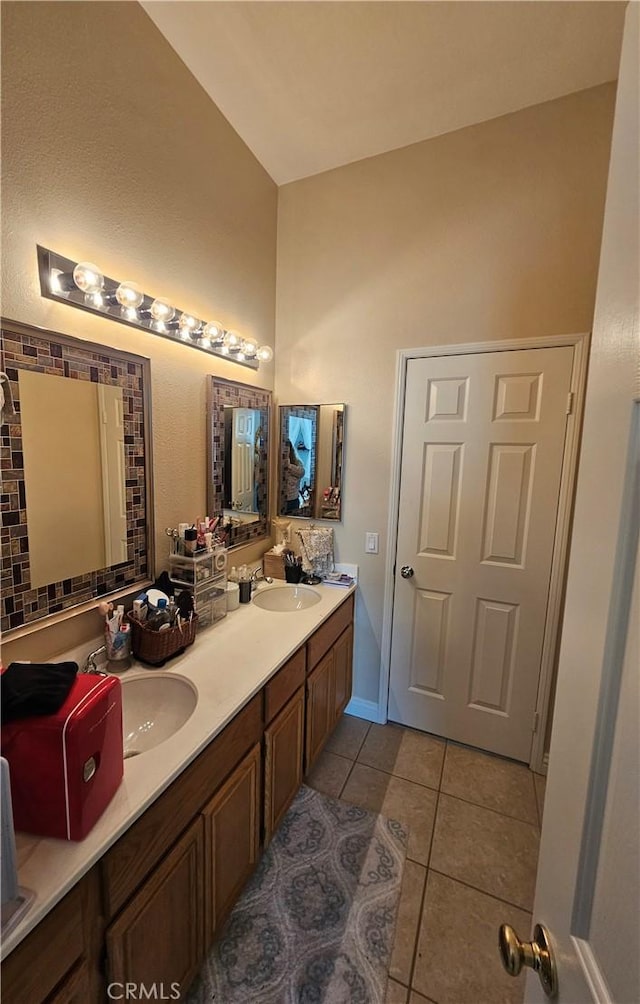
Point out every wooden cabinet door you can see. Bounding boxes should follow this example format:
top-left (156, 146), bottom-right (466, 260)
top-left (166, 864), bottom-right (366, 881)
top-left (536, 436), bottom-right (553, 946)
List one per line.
top-left (106, 817), bottom-right (204, 1000)
top-left (264, 686), bottom-right (304, 844)
top-left (47, 960), bottom-right (91, 1004)
top-left (1, 881), bottom-right (86, 1004)
top-left (203, 743), bottom-right (261, 944)
top-left (305, 649), bottom-right (334, 771)
top-left (332, 624), bottom-right (353, 723)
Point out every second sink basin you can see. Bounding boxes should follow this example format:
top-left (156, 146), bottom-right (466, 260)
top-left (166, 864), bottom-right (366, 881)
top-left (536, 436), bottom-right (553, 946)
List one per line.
top-left (252, 585), bottom-right (321, 612)
top-left (121, 673), bottom-right (198, 758)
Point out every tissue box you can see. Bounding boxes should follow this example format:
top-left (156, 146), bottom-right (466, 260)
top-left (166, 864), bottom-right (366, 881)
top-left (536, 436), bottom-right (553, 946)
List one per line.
top-left (263, 550), bottom-right (286, 580)
top-left (1, 674), bottom-right (123, 841)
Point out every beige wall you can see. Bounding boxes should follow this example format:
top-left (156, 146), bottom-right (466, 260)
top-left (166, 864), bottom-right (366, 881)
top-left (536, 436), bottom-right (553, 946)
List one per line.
top-left (1, 1), bottom-right (277, 661)
top-left (275, 84), bottom-right (616, 705)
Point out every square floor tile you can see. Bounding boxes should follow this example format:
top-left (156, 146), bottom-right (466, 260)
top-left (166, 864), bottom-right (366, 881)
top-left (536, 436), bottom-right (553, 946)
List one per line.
top-left (413, 870), bottom-right (531, 1004)
top-left (305, 750), bottom-right (353, 799)
top-left (430, 794), bottom-right (539, 910)
top-left (386, 978), bottom-right (409, 1003)
top-left (389, 859), bottom-right (427, 984)
top-left (441, 744), bottom-right (538, 825)
top-left (358, 724), bottom-right (445, 790)
top-left (340, 761), bottom-right (389, 813)
top-left (342, 764), bottom-right (438, 865)
top-left (409, 992), bottom-right (438, 1004)
top-left (325, 713), bottom-right (370, 759)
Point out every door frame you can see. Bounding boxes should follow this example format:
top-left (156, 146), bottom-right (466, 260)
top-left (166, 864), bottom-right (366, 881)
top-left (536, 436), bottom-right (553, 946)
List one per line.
top-left (379, 332), bottom-right (590, 772)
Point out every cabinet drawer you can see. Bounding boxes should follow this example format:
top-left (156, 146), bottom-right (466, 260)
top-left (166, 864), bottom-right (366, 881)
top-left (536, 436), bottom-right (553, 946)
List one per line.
top-left (264, 647), bottom-right (306, 722)
top-left (1, 882), bottom-right (84, 1004)
top-left (307, 594), bottom-right (354, 671)
top-left (102, 693), bottom-right (262, 918)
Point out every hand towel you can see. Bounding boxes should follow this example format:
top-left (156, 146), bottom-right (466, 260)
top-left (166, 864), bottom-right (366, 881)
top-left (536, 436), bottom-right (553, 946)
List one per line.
top-left (1, 662), bottom-right (78, 724)
top-left (296, 527), bottom-right (334, 574)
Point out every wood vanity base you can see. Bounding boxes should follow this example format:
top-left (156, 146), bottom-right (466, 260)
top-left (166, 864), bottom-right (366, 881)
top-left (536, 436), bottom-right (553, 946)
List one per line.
top-left (1, 593), bottom-right (354, 1003)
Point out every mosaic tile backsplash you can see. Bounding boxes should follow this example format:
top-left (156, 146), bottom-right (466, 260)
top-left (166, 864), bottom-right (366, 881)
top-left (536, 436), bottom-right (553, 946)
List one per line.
top-left (1, 321), bottom-right (150, 633)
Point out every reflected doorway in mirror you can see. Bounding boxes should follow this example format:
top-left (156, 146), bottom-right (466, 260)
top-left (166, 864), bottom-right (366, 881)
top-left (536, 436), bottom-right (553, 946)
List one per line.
top-left (278, 404), bottom-right (345, 521)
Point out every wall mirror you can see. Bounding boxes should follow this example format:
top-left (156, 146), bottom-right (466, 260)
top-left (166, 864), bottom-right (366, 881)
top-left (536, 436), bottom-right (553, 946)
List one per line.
top-left (207, 376), bottom-right (271, 547)
top-left (278, 404), bottom-right (345, 521)
top-left (0, 318), bottom-right (154, 637)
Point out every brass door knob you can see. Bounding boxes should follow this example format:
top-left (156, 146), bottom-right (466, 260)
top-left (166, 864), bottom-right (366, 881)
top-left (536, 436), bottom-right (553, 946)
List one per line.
top-left (499, 923), bottom-right (558, 999)
top-left (400, 565), bottom-right (414, 578)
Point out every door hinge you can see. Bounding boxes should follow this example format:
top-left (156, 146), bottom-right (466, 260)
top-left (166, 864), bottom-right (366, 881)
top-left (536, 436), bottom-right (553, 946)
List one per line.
top-left (532, 711), bottom-right (540, 734)
top-left (566, 391), bottom-right (575, 415)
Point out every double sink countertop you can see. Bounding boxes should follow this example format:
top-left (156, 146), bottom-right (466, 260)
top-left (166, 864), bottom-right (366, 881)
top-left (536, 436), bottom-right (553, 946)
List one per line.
top-left (2, 579), bottom-right (356, 960)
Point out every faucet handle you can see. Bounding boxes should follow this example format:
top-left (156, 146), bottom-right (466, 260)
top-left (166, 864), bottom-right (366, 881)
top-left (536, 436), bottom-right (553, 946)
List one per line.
top-left (83, 645), bottom-right (108, 674)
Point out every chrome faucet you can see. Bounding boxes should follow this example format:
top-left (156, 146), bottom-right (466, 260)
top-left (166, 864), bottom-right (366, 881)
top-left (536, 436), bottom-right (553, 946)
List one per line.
top-left (81, 645), bottom-right (109, 675)
top-left (251, 567), bottom-right (273, 591)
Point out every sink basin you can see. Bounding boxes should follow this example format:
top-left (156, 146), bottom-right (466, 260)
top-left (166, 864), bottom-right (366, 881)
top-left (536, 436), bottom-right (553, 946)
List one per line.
top-left (252, 585), bottom-right (321, 612)
top-left (121, 674), bottom-right (198, 758)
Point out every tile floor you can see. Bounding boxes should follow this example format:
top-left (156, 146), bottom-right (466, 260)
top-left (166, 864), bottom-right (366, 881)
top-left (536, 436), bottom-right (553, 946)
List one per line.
top-left (305, 715), bottom-right (547, 1004)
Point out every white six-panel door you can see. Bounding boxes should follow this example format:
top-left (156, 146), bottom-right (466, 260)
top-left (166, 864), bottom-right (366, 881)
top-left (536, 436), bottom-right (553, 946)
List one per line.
top-left (388, 345), bottom-right (574, 761)
top-left (231, 407), bottom-right (256, 512)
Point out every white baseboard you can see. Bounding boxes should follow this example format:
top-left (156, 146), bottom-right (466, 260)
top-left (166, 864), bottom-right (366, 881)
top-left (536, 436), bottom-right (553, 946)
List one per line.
top-left (345, 697), bottom-right (384, 723)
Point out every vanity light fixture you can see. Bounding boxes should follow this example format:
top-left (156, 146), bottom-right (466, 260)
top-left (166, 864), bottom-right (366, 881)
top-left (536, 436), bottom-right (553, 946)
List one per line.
top-left (37, 246), bottom-right (274, 370)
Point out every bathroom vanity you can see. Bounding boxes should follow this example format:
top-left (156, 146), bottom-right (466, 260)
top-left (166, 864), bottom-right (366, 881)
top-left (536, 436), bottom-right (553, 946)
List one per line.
top-left (0, 584), bottom-right (355, 1003)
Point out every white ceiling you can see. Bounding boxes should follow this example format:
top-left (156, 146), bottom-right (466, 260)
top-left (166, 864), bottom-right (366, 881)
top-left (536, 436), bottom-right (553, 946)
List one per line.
top-left (142, 1), bottom-right (626, 186)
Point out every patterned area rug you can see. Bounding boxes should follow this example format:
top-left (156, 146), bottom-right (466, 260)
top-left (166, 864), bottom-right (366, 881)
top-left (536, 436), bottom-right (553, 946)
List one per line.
top-left (188, 784), bottom-right (407, 1003)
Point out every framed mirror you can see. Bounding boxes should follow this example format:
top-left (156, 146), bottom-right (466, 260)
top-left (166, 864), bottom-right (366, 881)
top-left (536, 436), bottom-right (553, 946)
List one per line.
top-left (0, 318), bottom-right (154, 637)
top-left (207, 376), bottom-right (271, 547)
top-left (278, 404), bottom-right (345, 521)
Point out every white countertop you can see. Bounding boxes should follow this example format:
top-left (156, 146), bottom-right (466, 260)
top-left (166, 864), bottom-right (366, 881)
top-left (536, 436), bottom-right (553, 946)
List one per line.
top-left (2, 580), bottom-right (356, 960)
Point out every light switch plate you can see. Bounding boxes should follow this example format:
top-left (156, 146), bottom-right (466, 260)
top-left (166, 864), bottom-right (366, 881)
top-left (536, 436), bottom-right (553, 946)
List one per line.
top-left (365, 532), bottom-right (379, 554)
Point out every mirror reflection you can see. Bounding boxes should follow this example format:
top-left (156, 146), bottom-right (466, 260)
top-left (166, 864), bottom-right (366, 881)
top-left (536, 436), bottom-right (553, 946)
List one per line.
top-left (0, 319), bottom-right (153, 636)
top-left (20, 371), bottom-right (127, 586)
top-left (278, 404), bottom-right (345, 521)
top-left (222, 406), bottom-right (263, 525)
top-left (208, 377), bottom-right (271, 547)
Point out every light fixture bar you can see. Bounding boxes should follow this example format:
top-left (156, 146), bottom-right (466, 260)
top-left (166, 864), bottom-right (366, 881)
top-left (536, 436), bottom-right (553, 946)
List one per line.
top-left (36, 247), bottom-right (274, 370)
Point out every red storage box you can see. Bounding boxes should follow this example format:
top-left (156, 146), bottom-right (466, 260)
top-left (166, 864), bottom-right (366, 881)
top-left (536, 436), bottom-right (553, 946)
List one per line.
top-left (1, 674), bottom-right (123, 841)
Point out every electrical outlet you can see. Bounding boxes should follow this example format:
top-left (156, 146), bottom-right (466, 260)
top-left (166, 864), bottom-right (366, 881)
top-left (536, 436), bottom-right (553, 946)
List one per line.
top-left (365, 532), bottom-right (379, 554)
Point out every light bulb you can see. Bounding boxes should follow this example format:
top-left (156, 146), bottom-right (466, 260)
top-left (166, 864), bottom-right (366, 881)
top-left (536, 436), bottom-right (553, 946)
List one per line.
top-left (116, 281), bottom-right (144, 310)
top-left (49, 269), bottom-right (64, 293)
top-left (256, 345), bottom-right (274, 363)
top-left (223, 330), bottom-right (240, 349)
top-left (179, 312), bottom-right (199, 332)
top-left (241, 338), bottom-right (258, 358)
top-left (203, 322), bottom-right (223, 343)
top-left (73, 261), bottom-right (103, 294)
top-left (150, 298), bottom-right (175, 323)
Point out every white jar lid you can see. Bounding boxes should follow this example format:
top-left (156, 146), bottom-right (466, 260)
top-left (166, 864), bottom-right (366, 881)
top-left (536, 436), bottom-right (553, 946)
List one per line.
top-left (147, 587), bottom-right (170, 609)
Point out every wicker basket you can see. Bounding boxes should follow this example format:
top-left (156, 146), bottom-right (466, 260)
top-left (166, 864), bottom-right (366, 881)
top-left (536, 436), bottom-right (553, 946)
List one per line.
top-left (263, 551), bottom-right (286, 580)
top-left (127, 612), bottom-right (198, 667)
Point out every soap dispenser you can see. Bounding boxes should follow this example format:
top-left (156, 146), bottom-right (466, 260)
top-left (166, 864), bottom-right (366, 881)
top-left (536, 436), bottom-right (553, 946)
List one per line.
top-left (238, 565), bottom-right (251, 604)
